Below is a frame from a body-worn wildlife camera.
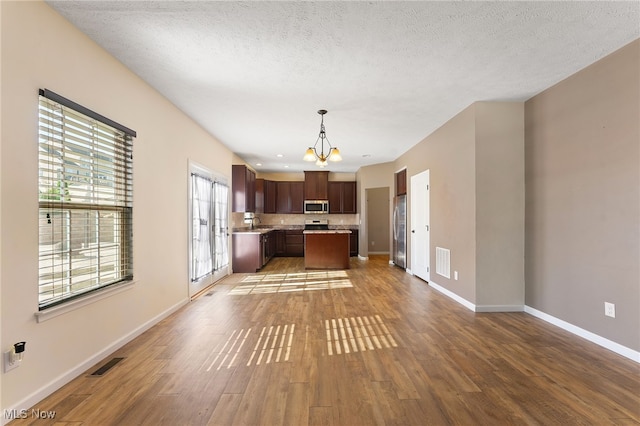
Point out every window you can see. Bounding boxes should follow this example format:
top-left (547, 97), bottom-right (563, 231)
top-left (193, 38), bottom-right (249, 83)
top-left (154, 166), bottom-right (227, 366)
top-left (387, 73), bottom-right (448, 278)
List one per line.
top-left (189, 164), bottom-right (229, 297)
top-left (38, 89), bottom-right (135, 309)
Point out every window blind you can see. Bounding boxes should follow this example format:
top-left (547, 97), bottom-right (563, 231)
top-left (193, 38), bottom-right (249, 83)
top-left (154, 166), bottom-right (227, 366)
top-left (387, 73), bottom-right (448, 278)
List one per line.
top-left (38, 90), bottom-right (134, 309)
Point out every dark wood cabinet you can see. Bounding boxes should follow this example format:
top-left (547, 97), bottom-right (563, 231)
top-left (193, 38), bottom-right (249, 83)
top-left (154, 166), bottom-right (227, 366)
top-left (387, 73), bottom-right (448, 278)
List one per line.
top-left (328, 181), bottom-right (357, 214)
top-left (328, 182), bottom-right (341, 214)
top-left (349, 229), bottom-right (359, 257)
top-left (275, 230), bottom-right (286, 256)
top-left (342, 182), bottom-right (356, 213)
top-left (285, 230), bottom-right (304, 257)
top-left (276, 181), bottom-right (304, 214)
top-left (232, 165), bottom-right (256, 212)
top-left (304, 232), bottom-right (350, 269)
top-left (264, 180), bottom-right (276, 213)
top-left (276, 182), bottom-right (290, 214)
top-left (395, 169), bottom-right (407, 196)
top-left (233, 230), bottom-right (279, 272)
top-left (256, 179), bottom-right (276, 214)
top-left (255, 178), bottom-right (265, 214)
top-left (290, 182), bottom-right (304, 213)
top-left (304, 171), bottom-right (329, 200)
top-left (232, 232), bottom-right (261, 272)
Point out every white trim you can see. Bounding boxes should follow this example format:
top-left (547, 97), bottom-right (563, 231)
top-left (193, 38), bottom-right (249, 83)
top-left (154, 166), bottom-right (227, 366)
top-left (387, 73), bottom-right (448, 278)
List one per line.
top-left (406, 268), bottom-right (413, 275)
top-left (428, 280), bottom-right (476, 311)
top-left (358, 255), bottom-right (369, 261)
top-left (475, 305), bottom-right (525, 313)
top-left (6, 299), bottom-right (189, 424)
top-left (524, 306), bottom-right (640, 363)
top-left (35, 281), bottom-right (135, 323)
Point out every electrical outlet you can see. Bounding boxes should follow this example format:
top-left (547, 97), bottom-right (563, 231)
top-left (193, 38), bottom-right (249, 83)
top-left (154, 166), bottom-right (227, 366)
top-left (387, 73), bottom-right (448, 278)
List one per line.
top-left (454, 271), bottom-right (458, 280)
top-left (4, 350), bottom-right (20, 372)
top-left (604, 302), bottom-right (616, 318)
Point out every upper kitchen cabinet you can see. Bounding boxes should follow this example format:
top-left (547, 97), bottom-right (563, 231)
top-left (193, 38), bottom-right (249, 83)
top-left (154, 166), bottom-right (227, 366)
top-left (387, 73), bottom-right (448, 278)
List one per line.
top-left (304, 171), bottom-right (329, 200)
top-left (276, 181), bottom-right (304, 214)
top-left (328, 181), bottom-right (357, 214)
top-left (256, 178), bottom-right (276, 214)
top-left (232, 165), bottom-right (256, 212)
top-left (395, 169), bottom-right (407, 196)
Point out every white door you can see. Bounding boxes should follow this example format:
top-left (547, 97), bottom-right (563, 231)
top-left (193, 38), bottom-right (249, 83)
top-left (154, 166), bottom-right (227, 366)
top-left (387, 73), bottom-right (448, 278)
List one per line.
top-left (411, 170), bottom-right (430, 281)
top-left (188, 162), bottom-right (230, 298)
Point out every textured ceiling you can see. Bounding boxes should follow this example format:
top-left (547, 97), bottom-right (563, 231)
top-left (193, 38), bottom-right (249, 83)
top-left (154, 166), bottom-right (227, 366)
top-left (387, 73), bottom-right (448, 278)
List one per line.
top-left (47, 1), bottom-right (639, 173)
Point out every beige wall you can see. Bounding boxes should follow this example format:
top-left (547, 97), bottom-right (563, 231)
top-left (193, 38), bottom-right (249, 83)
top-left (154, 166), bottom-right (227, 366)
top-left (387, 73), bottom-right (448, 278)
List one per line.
top-left (356, 162), bottom-right (396, 258)
top-left (394, 102), bottom-right (525, 308)
top-left (366, 187), bottom-right (390, 253)
top-left (475, 102), bottom-right (525, 307)
top-left (525, 40), bottom-right (639, 351)
top-left (1, 1), bottom-right (234, 410)
top-left (395, 106), bottom-right (478, 302)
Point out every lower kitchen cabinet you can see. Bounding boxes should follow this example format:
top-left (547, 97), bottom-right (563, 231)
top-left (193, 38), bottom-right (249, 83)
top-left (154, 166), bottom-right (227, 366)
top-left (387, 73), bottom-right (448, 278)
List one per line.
top-left (274, 230), bottom-right (286, 256)
top-left (350, 229), bottom-right (359, 257)
top-left (285, 230), bottom-right (304, 257)
top-left (232, 231), bottom-right (276, 273)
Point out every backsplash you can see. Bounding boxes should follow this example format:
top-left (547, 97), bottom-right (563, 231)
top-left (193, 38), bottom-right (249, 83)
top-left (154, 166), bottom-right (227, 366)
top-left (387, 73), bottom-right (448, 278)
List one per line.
top-left (231, 212), bottom-right (359, 229)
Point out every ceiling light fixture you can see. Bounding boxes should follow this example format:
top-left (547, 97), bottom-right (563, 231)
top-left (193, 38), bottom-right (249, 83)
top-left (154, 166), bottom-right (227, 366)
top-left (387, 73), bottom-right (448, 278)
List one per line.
top-left (303, 109), bottom-right (342, 168)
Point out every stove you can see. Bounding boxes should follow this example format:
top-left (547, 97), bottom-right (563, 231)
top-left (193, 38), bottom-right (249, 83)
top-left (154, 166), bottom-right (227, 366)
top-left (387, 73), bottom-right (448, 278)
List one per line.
top-left (304, 219), bottom-right (329, 230)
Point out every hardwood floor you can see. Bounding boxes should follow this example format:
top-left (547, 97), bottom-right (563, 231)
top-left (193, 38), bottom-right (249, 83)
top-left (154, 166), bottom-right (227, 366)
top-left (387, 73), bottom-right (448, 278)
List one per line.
top-left (12, 256), bottom-right (640, 425)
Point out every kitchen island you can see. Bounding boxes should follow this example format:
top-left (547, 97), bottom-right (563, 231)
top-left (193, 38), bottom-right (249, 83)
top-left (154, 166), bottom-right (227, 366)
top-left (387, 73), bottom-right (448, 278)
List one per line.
top-left (303, 230), bottom-right (351, 269)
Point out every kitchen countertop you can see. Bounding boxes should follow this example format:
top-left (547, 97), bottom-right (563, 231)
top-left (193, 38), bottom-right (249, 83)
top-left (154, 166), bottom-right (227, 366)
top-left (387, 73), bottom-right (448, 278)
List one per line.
top-left (303, 229), bottom-right (352, 234)
top-left (233, 225), bottom-right (357, 234)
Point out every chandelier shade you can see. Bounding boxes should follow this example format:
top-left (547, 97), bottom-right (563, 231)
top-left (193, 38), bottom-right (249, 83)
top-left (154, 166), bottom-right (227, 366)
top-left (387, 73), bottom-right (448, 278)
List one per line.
top-left (303, 109), bottom-right (342, 168)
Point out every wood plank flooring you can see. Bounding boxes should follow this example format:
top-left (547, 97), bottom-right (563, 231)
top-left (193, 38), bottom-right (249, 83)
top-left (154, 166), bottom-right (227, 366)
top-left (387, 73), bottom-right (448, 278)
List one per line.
top-left (11, 255), bottom-right (640, 425)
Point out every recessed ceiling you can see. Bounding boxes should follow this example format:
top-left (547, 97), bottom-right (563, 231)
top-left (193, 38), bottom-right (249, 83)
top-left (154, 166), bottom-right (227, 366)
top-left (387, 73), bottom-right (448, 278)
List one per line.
top-left (47, 1), bottom-right (639, 173)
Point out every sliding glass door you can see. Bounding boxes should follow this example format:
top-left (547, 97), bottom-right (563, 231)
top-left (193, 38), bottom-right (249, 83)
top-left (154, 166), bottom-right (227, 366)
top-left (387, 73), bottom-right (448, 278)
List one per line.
top-left (189, 163), bottom-right (229, 297)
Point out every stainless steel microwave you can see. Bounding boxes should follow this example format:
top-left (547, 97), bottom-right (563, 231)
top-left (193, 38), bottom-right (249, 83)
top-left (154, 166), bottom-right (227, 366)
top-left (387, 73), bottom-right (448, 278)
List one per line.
top-left (304, 200), bottom-right (329, 214)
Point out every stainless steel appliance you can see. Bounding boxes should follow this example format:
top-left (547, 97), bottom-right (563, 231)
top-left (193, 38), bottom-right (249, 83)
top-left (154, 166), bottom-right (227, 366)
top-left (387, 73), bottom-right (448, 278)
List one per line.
top-left (392, 194), bottom-right (406, 269)
top-left (304, 219), bottom-right (329, 230)
top-left (304, 200), bottom-right (329, 214)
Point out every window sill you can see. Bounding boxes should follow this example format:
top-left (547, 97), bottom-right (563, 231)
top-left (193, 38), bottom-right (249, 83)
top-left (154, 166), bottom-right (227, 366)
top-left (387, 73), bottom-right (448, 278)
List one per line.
top-left (35, 281), bottom-right (135, 323)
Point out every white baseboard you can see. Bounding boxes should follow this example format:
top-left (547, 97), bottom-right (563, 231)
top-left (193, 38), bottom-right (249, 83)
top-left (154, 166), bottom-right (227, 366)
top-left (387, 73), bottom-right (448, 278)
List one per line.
top-left (428, 282), bottom-right (639, 363)
top-left (524, 305), bottom-right (640, 363)
top-left (475, 305), bottom-right (525, 312)
top-left (428, 280), bottom-right (476, 311)
top-left (358, 255), bottom-right (369, 261)
top-left (3, 299), bottom-right (189, 424)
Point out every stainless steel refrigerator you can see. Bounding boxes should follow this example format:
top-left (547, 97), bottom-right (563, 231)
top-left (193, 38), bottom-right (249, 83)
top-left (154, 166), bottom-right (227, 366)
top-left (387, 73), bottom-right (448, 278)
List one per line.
top-left (392, 194), bottom-right (407, 269)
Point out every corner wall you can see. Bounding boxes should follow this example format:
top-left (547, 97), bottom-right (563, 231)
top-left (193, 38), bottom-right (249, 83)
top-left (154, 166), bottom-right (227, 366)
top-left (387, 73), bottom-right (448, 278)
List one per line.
top-left (1, 1), bottom-right (233, 412)
top-left (475, 103), bottom-right (525, 308)
top-left (525, 39), bottom-right (640, 351)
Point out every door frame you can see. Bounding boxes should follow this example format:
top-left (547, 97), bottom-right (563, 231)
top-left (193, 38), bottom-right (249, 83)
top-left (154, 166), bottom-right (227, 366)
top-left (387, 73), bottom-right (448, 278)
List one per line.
top-left (187, 160), bottom-right (230, 298)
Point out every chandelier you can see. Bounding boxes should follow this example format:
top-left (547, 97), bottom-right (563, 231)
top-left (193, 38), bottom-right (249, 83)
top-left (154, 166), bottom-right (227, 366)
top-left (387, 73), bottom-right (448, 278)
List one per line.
top-left (303, 109), bottom-right (342, 167)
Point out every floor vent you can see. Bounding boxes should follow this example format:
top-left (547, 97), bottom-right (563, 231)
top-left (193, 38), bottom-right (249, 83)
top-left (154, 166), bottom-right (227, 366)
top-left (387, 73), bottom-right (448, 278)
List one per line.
top-left (436, 247), bottom-right (451, 279)
top-left (205, 292), bottom-right (214, 296)
top-left (90, 357), bottom-right (124, 376)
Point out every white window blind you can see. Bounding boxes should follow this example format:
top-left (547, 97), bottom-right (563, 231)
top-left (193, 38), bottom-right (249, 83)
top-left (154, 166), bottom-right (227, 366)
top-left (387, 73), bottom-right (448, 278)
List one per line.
top-left (38, 89), bottom-right (135, 309)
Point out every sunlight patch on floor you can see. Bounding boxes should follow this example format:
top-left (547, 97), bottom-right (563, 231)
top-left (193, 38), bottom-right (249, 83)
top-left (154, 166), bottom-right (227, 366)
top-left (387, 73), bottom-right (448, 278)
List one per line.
top-left (325, 314), bottom-right (398, 356)
top-left (229, 271), bottom-right (353, 295)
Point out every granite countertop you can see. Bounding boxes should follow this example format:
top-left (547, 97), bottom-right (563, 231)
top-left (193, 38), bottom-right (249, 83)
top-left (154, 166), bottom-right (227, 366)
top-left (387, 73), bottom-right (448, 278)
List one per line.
top-left (232, 225), bottom-right (305, 234)
top-left (233, 225), bottom-right (357, 234)
top-left (232, 228), bottom-right (273, 234)
top-left (303, 229), bottom-right (352, 234)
